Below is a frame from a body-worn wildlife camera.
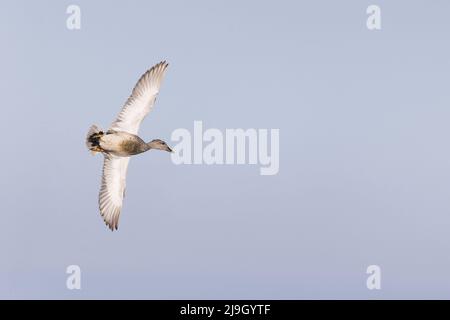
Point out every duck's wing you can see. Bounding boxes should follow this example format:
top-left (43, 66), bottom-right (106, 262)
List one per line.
top-left (109, 61), bottom-right (169, 135)
top-left (99, 154), bottom-right (130, 230)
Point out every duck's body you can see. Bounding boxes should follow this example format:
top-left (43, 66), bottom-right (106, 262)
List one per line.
top-left (85, 61), bottom-right (172, 231)
top-left (88, 130), bottom-right (164, 157)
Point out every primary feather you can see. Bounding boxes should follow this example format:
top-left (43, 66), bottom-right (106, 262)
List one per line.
top-left (99, 154), bottom-right (130, 230)
top-left (110, 61), bottom-right (169, 135)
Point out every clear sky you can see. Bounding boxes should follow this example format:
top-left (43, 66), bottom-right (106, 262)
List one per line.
top-left (1, 0), bottom-right (450, 299)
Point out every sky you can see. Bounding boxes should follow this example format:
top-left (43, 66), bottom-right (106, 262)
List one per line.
top-left (1, 0), bottom-right (450, 299)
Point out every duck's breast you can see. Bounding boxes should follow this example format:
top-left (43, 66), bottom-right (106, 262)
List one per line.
top-left (119, 139), bottom-right (143, 155)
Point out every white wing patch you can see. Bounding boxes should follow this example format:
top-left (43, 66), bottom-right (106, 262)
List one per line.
top-left (110, 61), bottom-right (169, 135)
top-left (99, 154), bottom-right (130, 230)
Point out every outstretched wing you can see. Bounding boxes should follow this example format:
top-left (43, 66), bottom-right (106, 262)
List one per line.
top-left (99, 154), bottom-right (130, 230)
top-left (110, 61), bottom-right (169, 135)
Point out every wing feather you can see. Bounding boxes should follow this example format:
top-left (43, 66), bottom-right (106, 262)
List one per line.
top-left (99, 154), bottom-right (130, 230)
top-left (110, 61), bottom-right (169, 135)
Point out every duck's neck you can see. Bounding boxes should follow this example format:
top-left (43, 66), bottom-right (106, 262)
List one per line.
top-left (145, 141), bottom-right (158, 151)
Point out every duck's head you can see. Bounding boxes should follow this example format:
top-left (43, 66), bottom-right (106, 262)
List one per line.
top-left (147, 139), bottom-right (173, 152)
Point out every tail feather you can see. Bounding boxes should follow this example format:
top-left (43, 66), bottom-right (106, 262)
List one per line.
top-left (86, 125), bottom-right (104, 154)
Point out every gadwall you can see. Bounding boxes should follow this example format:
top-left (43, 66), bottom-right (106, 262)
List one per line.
top-left (86, 61), bottom-right (172, 231)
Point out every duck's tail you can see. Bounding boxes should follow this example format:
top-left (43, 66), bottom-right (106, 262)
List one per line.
top-left (86, 125), bottom-right (104, 155)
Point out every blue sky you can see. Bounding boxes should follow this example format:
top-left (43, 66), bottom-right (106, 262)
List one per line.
top-left (1, 0), bottom-right (450, 299)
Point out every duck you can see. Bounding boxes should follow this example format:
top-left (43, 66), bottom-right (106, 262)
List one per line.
top-left (85, 61), bottom-right (172, 231)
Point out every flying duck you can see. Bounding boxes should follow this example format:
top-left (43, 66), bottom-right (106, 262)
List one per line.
top-left (86, 61), bottom-right (172, 231)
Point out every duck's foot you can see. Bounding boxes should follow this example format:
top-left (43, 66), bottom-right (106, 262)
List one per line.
top-left (89, 145), bottom-right (104, 155)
